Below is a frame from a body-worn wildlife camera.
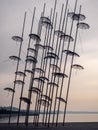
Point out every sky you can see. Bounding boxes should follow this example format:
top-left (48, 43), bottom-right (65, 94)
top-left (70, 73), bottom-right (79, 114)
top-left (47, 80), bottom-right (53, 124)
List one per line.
top-left (0, 0), bottom-right (98, 116)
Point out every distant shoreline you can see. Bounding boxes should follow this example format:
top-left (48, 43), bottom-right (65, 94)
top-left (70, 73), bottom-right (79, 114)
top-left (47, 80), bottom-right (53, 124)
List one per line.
top-left (0, 111), bottom-right (98, 119)
top-left (1, 106), bottom-right (98, 115)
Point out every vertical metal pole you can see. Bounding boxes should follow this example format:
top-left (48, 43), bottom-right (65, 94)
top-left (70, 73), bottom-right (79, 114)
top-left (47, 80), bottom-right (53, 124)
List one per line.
top-left (45, 13), bottom-right (58, 126)
top-left (44, 4), bottom-right (64, 126)
top-left (32, 3), bottom-right (47, 126)
top-left (47, 0), bottom-right (69, 126)
top-left (52, 0), bottom-right (78, 125)
top-left (17, 8), bottom-right (36, 125)
top-left (55, 11), bottom-right (68, 126)
top-left (36, 0), bottom-right (57, 125)
top-left (36, 12), bottom-right (58, 126)
top-left (63, 5), bottom-right (81, 126)
top-left (40, 8), bottom-right (53, 125)
top-left (55, 3), bottom-right (69, 126)
top-left (25, 4), bottom-right (46, 126)
top-left (9, 12), bottom-right (26, 124)
top-left (33, 9), bottom-right (51, 125)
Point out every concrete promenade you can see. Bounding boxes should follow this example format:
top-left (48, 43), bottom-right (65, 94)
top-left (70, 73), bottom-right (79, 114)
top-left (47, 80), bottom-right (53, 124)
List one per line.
top-left (0, 122), bottom-right (98, 130)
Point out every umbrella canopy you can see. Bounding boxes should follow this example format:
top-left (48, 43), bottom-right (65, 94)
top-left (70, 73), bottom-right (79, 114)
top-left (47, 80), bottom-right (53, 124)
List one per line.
top-left (9, 56), bottom-right (21, 61)
top-left (32, 68), bottom-right (45, 74)
top-left (15, 71), bottom-right (26, 77)
top-left (41, 94), bottom-right (52, 102)
top-left (48, 82), bottom-right (59, 88)
top-left (50, 64), bottom-right (60, 72)
top-left (20, 97), bottom-right (31, 104)
top-left (40, 16), bottom-right (52, 28)
top-left (27, 48), bottom-right (36, 53)
top-left (39, 76), bottom-right (49, 82)
top-left (63, 50), bottom-right (80, 57)
top-left (60, 34), bottom-right (74, 42)
top-left (25, 69), bottom-right (34, 74)
top-left (77, 22), bottom-right (90, 29)
top-left (26, 55), bottom-right (37, 64)
top-left (14, 80), bottom-right (25, 85)
top-left (72, 64), bottom-right (84, 70)
top-left (32, 77), bottom-right (45, 84)
top-left (34, 43), bottom-right (44, 49)
top-left (4, 87), bottom-right (15, 93)
top-left (43, 45), bottom-right (53, 51)
top-left (68, 12), bottom-right (86, 21)
top-left (30, 87), bottom-right (41, 94)
top-left (54, 30), bottom-right (65, 37)
top-left (38, 99), bottom-right (50, 107)
top-left (56, 97), bottom-right (67, 103)
top-left (29, 33), bottom-right (41, 42)
top-left (52, 72), bottom-right (68, 78)
top-left (12, 36), bottom-right (23, 42)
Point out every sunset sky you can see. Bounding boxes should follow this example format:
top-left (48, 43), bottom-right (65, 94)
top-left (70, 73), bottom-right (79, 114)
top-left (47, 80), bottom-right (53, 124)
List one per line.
top-left (0, 0), bottom-right (98, 116)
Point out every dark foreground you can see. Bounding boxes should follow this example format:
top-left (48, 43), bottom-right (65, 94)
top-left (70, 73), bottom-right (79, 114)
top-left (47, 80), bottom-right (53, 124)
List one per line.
top-left (0, 122), bottom-right (98, 130)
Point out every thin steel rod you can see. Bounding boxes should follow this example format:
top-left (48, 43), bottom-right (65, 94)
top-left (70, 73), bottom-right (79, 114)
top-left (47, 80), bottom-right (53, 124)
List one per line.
top-left (55, 8), bottom-right (69, 127)
top-left (55, 11), bottom-right (68, 126)
top-left (33, 9), bottom-right (51, 125)
top-left (44, 4), bottom-right (64, 126)
top-left (47, 0), bottom-right (69, 126)
top-left (17, 8), bottom-right (36, 125)
top-left (63, 5), bottom-right (82, 126)
top-left (55, 0), bottom-right (78, 126)
top-left (40, 9), bottom-right (53, 125)
top-left (9, 12), bottom-right (26, 124)
top-left (52, 0), bottom-right (78, 125)
top-left (37, 3), bottom-right (46, 36)
top-left (33, 28), bottom-right (48, 125)
top-left (44, 13), bottom-right (58, 126)
top-left (36, 0), bottom-right (57, 125)
top-left (25, 4), bottom-right (46, 126)
top-left (36, 12), bottom-right (58, 126)
top-left (32, 4), bottom-right (51, 125)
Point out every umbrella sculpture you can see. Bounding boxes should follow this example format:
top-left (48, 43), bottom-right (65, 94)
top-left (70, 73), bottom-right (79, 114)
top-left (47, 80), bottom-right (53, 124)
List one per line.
top-left (4, 0), bottom-right (90, 127)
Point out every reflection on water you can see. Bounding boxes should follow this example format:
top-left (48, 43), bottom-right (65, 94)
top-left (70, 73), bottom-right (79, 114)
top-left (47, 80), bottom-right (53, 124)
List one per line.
top-left (0, 113), bottom-right (98, 123)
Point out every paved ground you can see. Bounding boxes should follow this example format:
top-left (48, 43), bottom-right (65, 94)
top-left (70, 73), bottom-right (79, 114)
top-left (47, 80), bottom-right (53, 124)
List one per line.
top-left (0, 122), bottom-right (98, 130)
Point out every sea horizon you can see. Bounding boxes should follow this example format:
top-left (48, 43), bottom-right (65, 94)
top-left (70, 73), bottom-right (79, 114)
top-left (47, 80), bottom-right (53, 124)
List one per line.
top-left (0, 109), bottom-right (98, 123)
top-left (0, 106), bottom-right (98, 115)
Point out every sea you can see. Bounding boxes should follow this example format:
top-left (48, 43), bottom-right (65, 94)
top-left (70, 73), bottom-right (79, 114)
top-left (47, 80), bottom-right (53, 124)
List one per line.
top-left (0, 112), bottom-right (98, 123)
